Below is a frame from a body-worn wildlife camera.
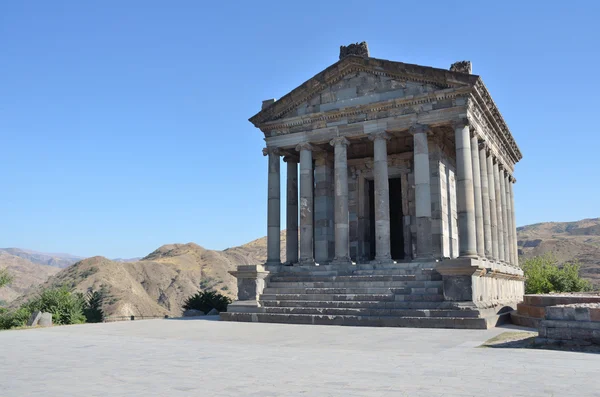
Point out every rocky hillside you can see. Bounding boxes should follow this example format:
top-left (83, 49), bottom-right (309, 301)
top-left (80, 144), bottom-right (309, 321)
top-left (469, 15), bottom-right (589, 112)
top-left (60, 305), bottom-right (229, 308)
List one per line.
top-left (517, 218), bottom-right (600, 288)
top-left (0, 248), bottom-right (84, 268)
top-left (0, 251), bottom-right (60, 303)
top-left (11, 232), bottom-right (286, 318)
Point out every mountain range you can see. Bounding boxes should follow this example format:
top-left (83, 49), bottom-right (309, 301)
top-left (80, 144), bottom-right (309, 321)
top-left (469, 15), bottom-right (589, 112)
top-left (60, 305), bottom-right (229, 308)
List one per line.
top-left (1, 218), bottom-right (598, 317)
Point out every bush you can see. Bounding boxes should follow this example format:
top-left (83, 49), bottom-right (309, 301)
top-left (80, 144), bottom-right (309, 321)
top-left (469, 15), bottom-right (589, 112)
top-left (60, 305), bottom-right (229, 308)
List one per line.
top-left (25, 287), bottom-right (86, 325)
top-left (0, 307), bottom-right (31, 330)
top-left (522, 255), bottom-right (592, 294)
top-left (0, 268), bottom-right (12, 288)
top-left (83, 291), bottom-right (104, 323)
top-left (183, 290), bottom-right (232, 313)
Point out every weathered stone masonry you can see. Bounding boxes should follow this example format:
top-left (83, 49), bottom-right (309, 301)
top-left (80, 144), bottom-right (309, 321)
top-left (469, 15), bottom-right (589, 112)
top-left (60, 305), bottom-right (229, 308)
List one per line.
top-left (224, 43), bottom-right (525, 328)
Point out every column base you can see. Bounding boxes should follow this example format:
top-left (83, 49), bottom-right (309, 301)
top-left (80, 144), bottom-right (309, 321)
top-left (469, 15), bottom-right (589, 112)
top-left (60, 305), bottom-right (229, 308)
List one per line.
top-left (265, 260), bottom-right (282, 266)
top-left (330, 256), bottom-right (352, 266)
top-left (297, 258), bottom-right (315, 266)
top-left (371, 255), bottom-right (393, 265)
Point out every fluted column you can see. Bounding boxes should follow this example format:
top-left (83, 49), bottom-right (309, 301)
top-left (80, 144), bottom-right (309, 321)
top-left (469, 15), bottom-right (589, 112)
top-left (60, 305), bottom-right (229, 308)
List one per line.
top-left (504, 171), bottom-right (514, 266)
top-left (369, 132), bottom-right (392, 262)
top-left (487, 154), bottom-right (499, 261)
top-left (411, 125), bottom-right (432, 259)
top-left (296, 142), bottom-right (315, 265)
top-left (493, 160), bottom-right (505, 263)
top-left (479, 142), bottom-right (492, 259)
top-left (453, 121), bottom-right (477, 257)
top-left (509, 177), bottom-right (519, 267)
top-left (470, 135), bottom-right (484, 258)
top-left (284, 156), bottom-right (298, 264)
top-left (263, 147), bottom-right (281, 266)
top-left (499, 166), bottom-right (510, 264)
top-left (329, 137), bottom-right (352, 265)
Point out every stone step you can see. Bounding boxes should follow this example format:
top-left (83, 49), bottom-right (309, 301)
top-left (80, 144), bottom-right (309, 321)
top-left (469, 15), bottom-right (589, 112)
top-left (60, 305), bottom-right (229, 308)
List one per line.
top-left (269, 274), bottom-right (419, 283)
top-left (267, 280), bottom-right (443, 289)
top-left (260, 300), bottom-right (460, 310)
top-left (349, 270), bottom-right (441, 278)
top-left (260, 293), bottom-right (445, 302)
top-left (220, 312), bottom-right (487, 329)
top-left (260, 293), bottom-right (395, 302)
top-left (274, 267), bottom-right (440, 278)
top-left (262, 287), bottom-right (443, 295)
top-left (262, 306), bottom-right (481, 318)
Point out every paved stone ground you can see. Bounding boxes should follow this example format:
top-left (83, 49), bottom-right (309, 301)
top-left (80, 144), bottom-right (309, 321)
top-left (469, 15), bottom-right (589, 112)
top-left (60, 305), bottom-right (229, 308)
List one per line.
top-left (1, 318), bottom-right (599, 396)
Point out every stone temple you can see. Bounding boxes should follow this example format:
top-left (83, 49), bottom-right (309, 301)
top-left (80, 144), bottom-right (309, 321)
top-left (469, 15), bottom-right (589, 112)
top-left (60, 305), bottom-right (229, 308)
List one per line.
top-left (222, 42), bottom-right (524, 328)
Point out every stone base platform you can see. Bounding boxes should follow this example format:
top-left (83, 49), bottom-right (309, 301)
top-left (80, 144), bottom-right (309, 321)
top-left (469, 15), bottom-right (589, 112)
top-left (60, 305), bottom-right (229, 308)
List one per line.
top-left (537, 303), bottom-right (600, 345)
top-left (512, 293), bottom-right (600, 329)
top-left (221, 262), bottom-right (520, 329)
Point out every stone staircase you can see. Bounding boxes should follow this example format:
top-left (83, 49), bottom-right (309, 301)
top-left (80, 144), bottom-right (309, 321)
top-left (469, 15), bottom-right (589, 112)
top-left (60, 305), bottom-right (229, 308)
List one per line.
top-left (221, 263), bottom-right (490, 329)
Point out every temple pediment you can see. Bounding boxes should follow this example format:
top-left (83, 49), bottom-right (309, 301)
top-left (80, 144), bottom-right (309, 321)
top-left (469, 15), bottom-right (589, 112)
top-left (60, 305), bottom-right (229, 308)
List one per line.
top-left (249, 55), bottom-right (477, 127)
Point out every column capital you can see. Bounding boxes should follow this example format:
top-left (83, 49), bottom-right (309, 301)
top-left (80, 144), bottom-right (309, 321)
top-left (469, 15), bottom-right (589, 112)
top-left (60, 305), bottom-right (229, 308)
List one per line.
top-left (283, 155), bottom-right (299, 163)
top-left (451, 118), bottom-right (470, 130)
top-left (368, 131), bottom-right (391, 141)
top-left (263, 147), bottom-right (281, 156)
top-left (409, 124), bottom-right (432, 136)
top-left (510, 175), bottom-right (517, 183)
top-left (477, 139), bottom-right (487, 151)
top-left (330, 136), bottom-right (350, 147)
top-left (295, 142), bottom-right (315, 152)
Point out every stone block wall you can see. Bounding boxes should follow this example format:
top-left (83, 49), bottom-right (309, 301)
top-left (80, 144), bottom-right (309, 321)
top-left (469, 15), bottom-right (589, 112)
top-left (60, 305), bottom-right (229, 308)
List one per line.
top-left (539, 303), bottom-right (600, 345)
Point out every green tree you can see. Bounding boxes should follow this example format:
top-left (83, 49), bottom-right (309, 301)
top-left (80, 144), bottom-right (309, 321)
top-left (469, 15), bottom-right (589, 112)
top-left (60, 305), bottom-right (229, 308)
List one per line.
top-left (0, 268), bottom-right (12, 288)
top-left (522, 255), bottom-right (592, 294)
top-left (25, 287), bottom-right (86, 325)
top-left (82, 290), bottom-right (104, 323)
top-left (183, 290), bottom-right (232, 314)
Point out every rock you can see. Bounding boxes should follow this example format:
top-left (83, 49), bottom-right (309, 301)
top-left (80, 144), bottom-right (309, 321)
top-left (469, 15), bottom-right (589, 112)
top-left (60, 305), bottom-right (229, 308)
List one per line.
top-left (183, 309), bottom-right (205, 317)
top-left (206, 308), bottom-right (219, 316)
top-left (27, 311), bottom-right (42, 327)
top-left (38, 312), bottom-right (52, 327)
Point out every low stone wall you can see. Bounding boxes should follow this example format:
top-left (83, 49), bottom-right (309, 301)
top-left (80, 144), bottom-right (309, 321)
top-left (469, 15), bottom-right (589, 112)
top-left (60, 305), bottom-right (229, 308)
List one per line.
top-left (538, 303), bottom-right (600, 345)
top-left (511, 293), bottom-right (600, 328)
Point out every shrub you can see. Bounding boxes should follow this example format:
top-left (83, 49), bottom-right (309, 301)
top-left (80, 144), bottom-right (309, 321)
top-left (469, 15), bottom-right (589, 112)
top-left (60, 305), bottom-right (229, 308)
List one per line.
top-left (25, 287), bottom-right (86, 325)
top-left (0, 268), bottom-right (12, 288)
top-left (0, 307), bottom-right (31, 330)
top-left (83, 291), bottom-right (104, 323)
top-left (183, 290), bottom-right (232, 313)
top-left (522, 255), bottom-right (592, 294)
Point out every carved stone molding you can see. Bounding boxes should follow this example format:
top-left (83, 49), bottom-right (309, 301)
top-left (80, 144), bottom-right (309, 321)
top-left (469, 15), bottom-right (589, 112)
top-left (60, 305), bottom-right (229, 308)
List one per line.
top-left (262, 147), bottom-right (281, 156)
top-left (368, 131), bottom-right (392, 141)
top-left (450, 60), bottom-right (472, 74)
top-left (339, 41), bottom-right (370, 59)
top-left (295, 142), bottom-right (315, 152)
top-left (330, 136), bottom-right (350, 147)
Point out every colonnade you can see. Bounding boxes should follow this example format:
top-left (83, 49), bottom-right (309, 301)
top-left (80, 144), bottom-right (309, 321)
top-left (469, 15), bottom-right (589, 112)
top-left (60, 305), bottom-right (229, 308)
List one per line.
top-left (263, 120), bottom-right (519, 267)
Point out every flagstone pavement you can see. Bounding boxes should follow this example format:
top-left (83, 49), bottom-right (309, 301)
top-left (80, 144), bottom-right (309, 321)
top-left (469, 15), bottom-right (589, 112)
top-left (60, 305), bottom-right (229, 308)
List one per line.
top-left (1, 317), bottom-right (598, 396)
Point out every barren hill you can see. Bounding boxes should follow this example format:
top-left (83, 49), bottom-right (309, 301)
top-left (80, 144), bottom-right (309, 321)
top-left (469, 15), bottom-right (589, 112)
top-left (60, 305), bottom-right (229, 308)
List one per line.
top-left (0, 248), bottom-right (84, 269)
top-left (0, 252), bottom-right (60, 303)
top-left (12, 232), bottom-right (286, 318)
top-left (517, 218), bottom-right (600, 288)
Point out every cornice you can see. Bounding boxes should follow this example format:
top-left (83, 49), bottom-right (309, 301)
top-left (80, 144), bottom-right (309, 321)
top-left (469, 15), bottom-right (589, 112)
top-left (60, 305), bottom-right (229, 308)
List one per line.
top-left (472, 79), bottom-right (522, 163)
top-left (250, 55), bottom-right (476, 128)
top-left (260, 86), bottom-right (471, 134)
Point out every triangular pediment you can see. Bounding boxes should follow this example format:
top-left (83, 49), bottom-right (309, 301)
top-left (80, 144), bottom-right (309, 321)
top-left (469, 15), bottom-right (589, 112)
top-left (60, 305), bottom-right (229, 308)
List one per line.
top-left (249, 56), bottom-right (477, 127)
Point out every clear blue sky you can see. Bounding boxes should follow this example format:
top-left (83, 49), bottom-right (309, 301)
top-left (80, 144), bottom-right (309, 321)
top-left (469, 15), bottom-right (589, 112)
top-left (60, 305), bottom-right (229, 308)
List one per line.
top-left (1, 1), bottom-right (599, 258)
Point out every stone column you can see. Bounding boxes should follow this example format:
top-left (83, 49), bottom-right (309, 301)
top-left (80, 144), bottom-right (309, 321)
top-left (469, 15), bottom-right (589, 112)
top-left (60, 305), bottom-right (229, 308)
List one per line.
top-left (504, 171), bottom-right (514, 266)
top-left (487, 154), bottom-right (499, 261)
top-left (314, 152), bottom-right (334, 264)
top-left (369, 132), bottom-right (392, 262)
top-left (493, 160), bottom-right (505, 263)
top-left (296, 142), bottom-right (315, 265)
top-left (470, 135), bottom-right (484, 258)
top-left (509, 177), bottom-right (519, 267)
top-left (411, 125), bottom-right (432, 259)
top-left (284, 156), bottom-right (298, 264)
top-left (263, 147), bottom-right (281, 266)
top-left (330, 137), bottom-right (352, 265)
top-left (499, 166), bottom-right (510, 264)
top-left (479, 142), bottom-right (492, 259)
top-left (453, 121), bottom-right (477, 258)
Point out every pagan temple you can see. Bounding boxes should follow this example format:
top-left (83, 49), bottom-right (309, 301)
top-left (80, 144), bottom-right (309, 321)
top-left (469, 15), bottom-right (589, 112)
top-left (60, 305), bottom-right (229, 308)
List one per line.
top-left (222, 42), bottom-right (524, 328)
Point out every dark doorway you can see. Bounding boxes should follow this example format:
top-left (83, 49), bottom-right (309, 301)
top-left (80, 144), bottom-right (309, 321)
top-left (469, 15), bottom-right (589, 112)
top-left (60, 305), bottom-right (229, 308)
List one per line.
top-left (367, 178), bottom-right (404, 260)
